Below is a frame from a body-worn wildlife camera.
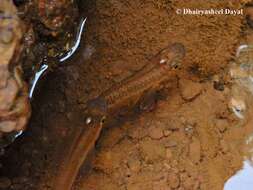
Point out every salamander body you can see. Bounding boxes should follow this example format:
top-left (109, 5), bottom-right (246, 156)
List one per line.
top-left (53, 43), bottom-right (186, 190)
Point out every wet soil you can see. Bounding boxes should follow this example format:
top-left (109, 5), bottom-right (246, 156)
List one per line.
top-left (76, 80), bottom-right (243, 190)
top-left (1, 0), bottom-right (253, 190)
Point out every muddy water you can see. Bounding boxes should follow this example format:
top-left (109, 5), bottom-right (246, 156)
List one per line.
top-left (71, 1), bottom-right (248, 189)
top-left (2, 0), bottom-right (253, 190)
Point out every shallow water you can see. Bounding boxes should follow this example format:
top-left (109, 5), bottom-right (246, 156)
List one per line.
top-left (29, 17), bottom-right (87, 99)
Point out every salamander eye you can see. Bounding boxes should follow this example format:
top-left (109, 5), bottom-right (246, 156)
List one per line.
top-left (101, 116), bottom-right (106, 124)
top-left (160, 59), bottom-right (167, 64)
top-left (85, 117), bottom-right (92, 125)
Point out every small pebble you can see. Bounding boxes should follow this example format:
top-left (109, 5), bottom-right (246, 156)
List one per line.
top-left (148, 126), bottom-right (164, 140)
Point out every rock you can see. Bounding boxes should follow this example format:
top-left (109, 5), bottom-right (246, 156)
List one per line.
top-left (167, 173), bottom-right (180, 188)
top-left (179, 79), bottom-right (202, 100)
top-left (148, 126), bottom-right (164, 140)
top-left (189, 138), bottom-right (201, 164)
top-left (215, 119), bottom-right (228, 133)
top-left (0, 0), bottom-right (31, 134)
top-left (0, 177), bottom-right (11, 189)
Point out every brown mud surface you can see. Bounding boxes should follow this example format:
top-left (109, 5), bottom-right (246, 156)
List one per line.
top-left (1, 0), bottom-right (253, 190)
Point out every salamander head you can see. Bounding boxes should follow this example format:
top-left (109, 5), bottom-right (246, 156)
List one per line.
top-left (84, 97), bottom-right (108, 127)
top-left (84, 114), bottom-right (106, 128)
top-left (159, 43), bottom-right (186, 69)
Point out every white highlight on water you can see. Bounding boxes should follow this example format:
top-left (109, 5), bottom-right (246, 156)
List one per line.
top-left (59, 17), bottom-right (87, 62)
top-left (29, 64), bottom-right (48, 98)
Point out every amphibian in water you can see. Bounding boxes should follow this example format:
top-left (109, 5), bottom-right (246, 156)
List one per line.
top-left (53, 43), bottom-right (186, 190)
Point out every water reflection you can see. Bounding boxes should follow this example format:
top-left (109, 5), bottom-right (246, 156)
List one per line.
top-left (29, 64), bottom-right (48, 99)
top-left (0, 131), bottom-right (24, 148)
top-left (59, 17), bottom-right (87, 62)
top-left (29, 17), bottom-right (87, 99)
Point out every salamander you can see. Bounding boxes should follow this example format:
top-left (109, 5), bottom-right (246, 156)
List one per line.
top-left (52, 43), bottom-right (186, 190)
